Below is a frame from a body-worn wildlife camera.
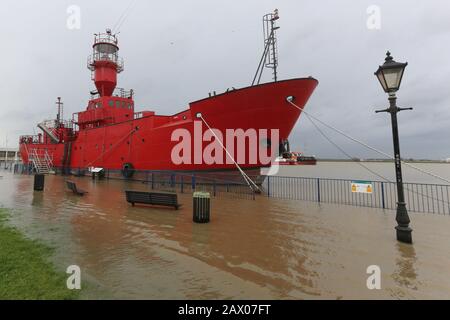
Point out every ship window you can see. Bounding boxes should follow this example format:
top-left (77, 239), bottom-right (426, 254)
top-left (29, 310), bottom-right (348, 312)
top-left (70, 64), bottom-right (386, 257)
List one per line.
top-left (122, 101), bottom-right (127, 108)
top-left (116, 101), bottom-right (121, 108)
top-left (97, 102), bottom-right (102, 108)
top-left (108, 100), bottom-right (114, 107)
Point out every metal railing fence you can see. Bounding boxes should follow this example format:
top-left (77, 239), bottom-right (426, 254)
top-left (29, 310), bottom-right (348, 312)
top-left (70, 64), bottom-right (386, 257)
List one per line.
top-left (264, 176), bottom-right (450, 215)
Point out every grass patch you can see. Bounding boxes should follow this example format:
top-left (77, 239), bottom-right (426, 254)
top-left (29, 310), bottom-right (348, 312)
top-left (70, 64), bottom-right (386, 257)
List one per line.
top-left (0, 209), bottom-right (79, 299)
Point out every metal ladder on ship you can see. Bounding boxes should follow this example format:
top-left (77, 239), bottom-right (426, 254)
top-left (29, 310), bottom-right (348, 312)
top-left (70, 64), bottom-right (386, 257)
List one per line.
top-left (28, 149), bottom-right (54, 174)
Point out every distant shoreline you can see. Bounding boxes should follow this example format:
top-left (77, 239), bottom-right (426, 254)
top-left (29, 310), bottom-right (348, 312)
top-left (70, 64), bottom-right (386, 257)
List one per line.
top-left (317, 159), bottom-right (449, 164)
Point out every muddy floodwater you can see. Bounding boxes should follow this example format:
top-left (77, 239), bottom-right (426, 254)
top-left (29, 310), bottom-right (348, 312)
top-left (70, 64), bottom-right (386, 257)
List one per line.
top-left (1, 170), bottom-right (450, 299)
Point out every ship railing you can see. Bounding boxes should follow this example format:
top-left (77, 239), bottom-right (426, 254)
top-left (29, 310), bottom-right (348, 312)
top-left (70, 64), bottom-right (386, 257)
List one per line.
top-left (19, 135), bottom-right (41, 144)
top-left (93, 33), bottom-right (118, 46)
top-left (113, 88), bottom-right (133, 99)
top-left (134, 112), bottom-right (144, 119)
top-left (90, 87), bottom-right (134, 100)
top-left (87, 53), bottom-right (124, 73)
top-left (37, 119), bottom-right (73, 129)
top-left (61, 120), bottom-right (75, 129)
top-left (28, 149), bottom-right (53, 174)
top-left (28, 148), bottom-right (54, 161)
top-left (44, 150), bottom-right (54, 168)
top-left (40, 119), bottom-right (58, 128)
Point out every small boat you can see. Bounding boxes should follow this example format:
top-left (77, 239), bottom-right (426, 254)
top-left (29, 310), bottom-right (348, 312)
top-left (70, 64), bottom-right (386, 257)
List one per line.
top-left (275, 152), bottom-right (317, 165)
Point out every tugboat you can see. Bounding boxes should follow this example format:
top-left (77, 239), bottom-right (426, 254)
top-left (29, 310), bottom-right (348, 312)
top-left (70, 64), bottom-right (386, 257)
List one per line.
top-left (19, 11), bottom-right (318, 184)
top-left (275, 139), bottom-right (317, 165)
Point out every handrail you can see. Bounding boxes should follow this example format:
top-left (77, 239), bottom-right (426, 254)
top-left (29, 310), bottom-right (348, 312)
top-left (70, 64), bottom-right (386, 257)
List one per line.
top-left (87, 53), bottom-right (124, 73)
top-left (90, 87), bottom-right (133, 100)
top-left (28, 148), bottom-right (53, 174)
top-left (19, 135), bottom-right (41, 144)
top-left (37, 122), bottom-right (59, 143)
top-left (270, 175), bottom-right (450, 187)
top-left (93, 34), bottom-right (118, 46)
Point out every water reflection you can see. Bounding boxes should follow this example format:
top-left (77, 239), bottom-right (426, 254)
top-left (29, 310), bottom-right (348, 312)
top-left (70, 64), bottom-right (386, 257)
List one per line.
top-left (67, 178), bottom-right (323, 298)
top-left (393, 243), bottom-right (418, 290)
top-left (1, 171), bottom-right (450, 299)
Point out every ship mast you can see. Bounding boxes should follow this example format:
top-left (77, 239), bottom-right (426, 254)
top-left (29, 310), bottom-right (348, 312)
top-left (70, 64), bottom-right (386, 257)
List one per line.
top-left (56, 97), bottom-right (63, 127)
top-left (252, 9), bottom-right (280, 86)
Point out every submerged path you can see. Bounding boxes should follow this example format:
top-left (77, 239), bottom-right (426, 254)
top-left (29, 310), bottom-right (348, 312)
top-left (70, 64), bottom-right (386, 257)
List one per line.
top-left (1, 171), bottom-right (450, 299)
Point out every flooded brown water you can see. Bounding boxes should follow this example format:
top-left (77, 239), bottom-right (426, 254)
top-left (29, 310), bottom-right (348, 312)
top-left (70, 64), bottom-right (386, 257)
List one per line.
top-left (1, 170), bottom-right (450, 299)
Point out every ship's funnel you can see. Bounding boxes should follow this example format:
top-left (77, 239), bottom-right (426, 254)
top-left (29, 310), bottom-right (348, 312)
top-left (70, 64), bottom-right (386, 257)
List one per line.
top-left (87, 30), bottom-right (124, 97)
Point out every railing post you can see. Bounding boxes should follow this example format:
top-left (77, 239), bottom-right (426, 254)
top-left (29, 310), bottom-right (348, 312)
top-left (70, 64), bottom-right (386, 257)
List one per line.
top-left (317, 178), bottom-right (321, 203)
top-left (192, 174), bottom-right (196, 190)
top-left (213, 180), bottom-right (216, 197)
top-left (151, 172), bottom-right (154, 190)
top-left (171, 173), bottom-right (175, 188)
top-left (181, 176), bottom-right (184, 193)
top-left (267, 176), bottom-right (271, 197)
top-left (381, 182), bottom-right (385, 209)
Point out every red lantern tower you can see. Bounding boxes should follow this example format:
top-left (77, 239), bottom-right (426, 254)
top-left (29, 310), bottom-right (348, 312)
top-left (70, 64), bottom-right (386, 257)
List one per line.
top-left (87, 29), bottom-right (124, 97)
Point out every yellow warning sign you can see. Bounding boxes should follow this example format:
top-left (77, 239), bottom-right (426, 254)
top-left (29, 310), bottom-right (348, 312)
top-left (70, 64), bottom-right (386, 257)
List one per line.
top-left (351, 181), bottom-right (373, 194)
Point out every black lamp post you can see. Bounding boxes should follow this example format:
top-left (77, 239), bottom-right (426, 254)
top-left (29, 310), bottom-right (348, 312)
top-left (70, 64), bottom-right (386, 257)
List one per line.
top-left (374, 51), bottom-right (413, 244)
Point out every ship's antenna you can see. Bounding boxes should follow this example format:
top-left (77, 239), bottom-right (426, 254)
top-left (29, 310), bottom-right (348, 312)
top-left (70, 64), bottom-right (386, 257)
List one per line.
top-left (252, 9), bottom-right (280, 86)
top-left (56, 97), bottom-right (63, 126)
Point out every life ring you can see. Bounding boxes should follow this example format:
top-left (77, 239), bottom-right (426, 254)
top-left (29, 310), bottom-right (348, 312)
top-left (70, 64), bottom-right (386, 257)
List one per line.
top-left (122, 162), bottom-right (135, 179)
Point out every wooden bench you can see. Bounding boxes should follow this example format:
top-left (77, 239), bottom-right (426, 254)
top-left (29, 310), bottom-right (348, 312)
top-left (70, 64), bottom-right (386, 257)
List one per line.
top-left (66, 180), bottom-right (87, 196)
top-left (125, 190), bottom-right (180, 209)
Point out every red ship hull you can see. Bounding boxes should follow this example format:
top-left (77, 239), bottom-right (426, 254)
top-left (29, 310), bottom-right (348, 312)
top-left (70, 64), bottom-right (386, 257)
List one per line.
top-left (19, 78), bottom-right (317, 178)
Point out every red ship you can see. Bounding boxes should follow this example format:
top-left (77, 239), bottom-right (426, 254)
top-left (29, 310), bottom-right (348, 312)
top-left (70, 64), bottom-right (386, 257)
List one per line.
top-left (19, 12), bottom-right (318, 185)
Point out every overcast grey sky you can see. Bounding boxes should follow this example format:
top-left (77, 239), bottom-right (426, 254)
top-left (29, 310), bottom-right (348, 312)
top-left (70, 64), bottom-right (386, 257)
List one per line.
top-left (1, 0), bottom-right (449, 159)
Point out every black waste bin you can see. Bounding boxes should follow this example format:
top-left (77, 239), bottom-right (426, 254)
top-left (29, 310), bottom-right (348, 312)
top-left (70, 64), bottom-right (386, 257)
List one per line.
top-left (34, 174), bottom-right (45, 191)
top-left (193, 192), bottom-right (210, 223)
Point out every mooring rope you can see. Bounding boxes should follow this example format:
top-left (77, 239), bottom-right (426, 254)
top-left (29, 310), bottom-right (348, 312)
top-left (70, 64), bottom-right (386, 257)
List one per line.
top-left (304, 112), bottom-right (450, 206)
top-left (197, 114), bottom-right (261, 193)
top-left (304, 113), bottom-right (391, 182)
top-left (288, 100), bottom-right (450, 185)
